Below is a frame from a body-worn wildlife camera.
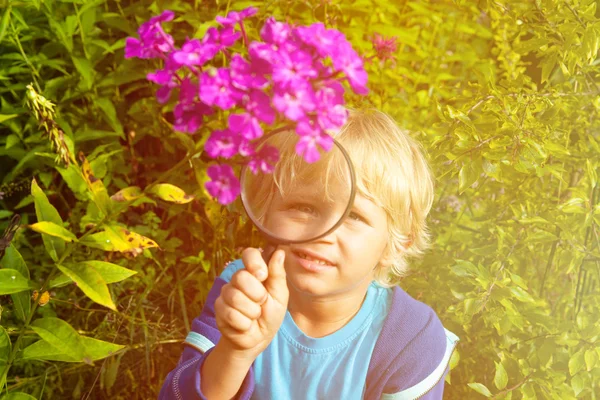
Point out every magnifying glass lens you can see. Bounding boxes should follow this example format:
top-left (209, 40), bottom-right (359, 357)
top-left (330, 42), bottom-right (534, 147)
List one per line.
top-left (240, 131), bottom-right (355, 244)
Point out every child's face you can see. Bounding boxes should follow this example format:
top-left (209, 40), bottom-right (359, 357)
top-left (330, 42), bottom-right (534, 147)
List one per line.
top-left (267, 190), bottom-right (390, 298)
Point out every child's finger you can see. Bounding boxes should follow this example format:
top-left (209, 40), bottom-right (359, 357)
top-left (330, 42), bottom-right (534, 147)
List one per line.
top-left (241, 247), bottom-right (269, 282)
top-left (230, 270), bottom-right (268, 304)
top-left (222, 306), bottom-right (253, 332)
top-left (263, 249), bottom-right (288, 305)
top-left (222, 285), bottom-right (262, 320)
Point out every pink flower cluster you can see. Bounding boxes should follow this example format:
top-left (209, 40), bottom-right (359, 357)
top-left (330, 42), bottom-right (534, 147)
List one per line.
top-left (125, 8), bottom-right (368, 205)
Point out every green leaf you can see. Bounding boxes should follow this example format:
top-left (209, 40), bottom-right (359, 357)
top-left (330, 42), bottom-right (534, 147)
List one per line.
top-left (101, 352), bottom-right (123, 391)
top-left (29, 221), bottom-right (77, 242)
top-left (0, 325), bottom-right (8, 389)
top-left (0, 210), bottom-right (13, 219)
top-left (0, 114), bottom-right (18, 124)
top-left (0, 326), bottom-right (10, 365)
top-left (49, 272), bottom-right (73, 288)
top-left (586, 159), bottom-right (597, 187)
top-left (0, 5), bottom-right (11, 44)
top-left (31, 178), bottom-right (65, 261)
top-left (494, 361), bottom-right (508, 390)
top-left (80, 260), bottom-right (137, 283)
top-left (569, 348), bottom-right (585, 376)
top-left (55, 163), bottom-right (88, 199)
top-left (96, 98), bottom-right (124, 138)
top-left (571, 373), bottom-right (584, 397)
top-left (57, 264), bottom-right (115, 310)
top-left (80, 225), bottom-right (158, 255)
top-left (80, 154), bottom-right (112, 216)
top-left (459, 163), bottom-right (479, 194)
top-left (74, 129), bottom-right (124, 142)
top-left (0, 393), bottom-right (38, 400)
top-left (0, 244), bottom-right (31, 322)
top-left (509, 272), bottom-right (529, 290)
top-left (0, 269), bottom-right (32, 294)
top-left (509, 286), bottom-right (535, 303)
top-left (30, 318), bottom-right (87, 362)
top-left (541, 54), bottom-right (557, 83)
top-left (174, 131), bottom-right (196, 153)
top-left (527, 230), bottom-right (559, 243)
top-left (467, 382), bottom-right (492, 397)
top-left (110, 186), bottom-right (143, 202)
top-left (21, 336), bottom-right (124, 362)
top-left (0, 244), bottom-right (28, 277)
top-left (48, 16), bottom-right (73, 53)
top-left (149, 183), bottom-right (195, 204)
top-left (79, 336), bottom-right (124, 360)
top-left (585, 349), bottom-right (598, 371)
top-left (451, 260), bottom-right (479, 278)
top-left (72, 56), bottom-right (94, 91)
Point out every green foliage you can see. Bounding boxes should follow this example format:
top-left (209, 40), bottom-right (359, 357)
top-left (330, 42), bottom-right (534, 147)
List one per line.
top-left (0, 0), bottom-right (599, 399)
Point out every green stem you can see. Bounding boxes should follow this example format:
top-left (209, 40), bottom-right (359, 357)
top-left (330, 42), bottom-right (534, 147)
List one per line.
top-left (175, 267), bottom-right (190, 332)
top-left (144, 154), bottom-right (194, 193)
top-left (72, 4), bottom-right (90, 60)
top-left (11, 21), bottom-right (41, 92)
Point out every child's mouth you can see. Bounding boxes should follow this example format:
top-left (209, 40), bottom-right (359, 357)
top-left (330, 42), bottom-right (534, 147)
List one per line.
top-left (292, 251), bottom-right (336, 272)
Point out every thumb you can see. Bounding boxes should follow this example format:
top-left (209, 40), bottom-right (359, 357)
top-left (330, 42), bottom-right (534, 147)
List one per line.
top-left (263, 249), bottom-right (288, 305)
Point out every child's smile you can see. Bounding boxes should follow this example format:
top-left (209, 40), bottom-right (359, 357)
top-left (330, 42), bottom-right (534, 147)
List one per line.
top-left (292, 249), bottom-right (337, 273)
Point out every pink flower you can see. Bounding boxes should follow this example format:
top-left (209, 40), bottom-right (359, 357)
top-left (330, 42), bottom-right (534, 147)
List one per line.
top-left (125, 10), bottom-right (175, 59)
top-left (204, 129), bottom-right (241, 158)
top-left (371, 33), bottom-right (398, 64)
top-left (199, 68), bottom-right (241, 109)
top-left (204, 26), bottom-right (241, 50)
top-left (260, 17), bottom-right (291, 44)
top-left (247, 144), bottom-right (279, 174)
top-left (272, 83), bottom-right (316, 121)
top-left (331, 42), bottom-right (369, 95)
top-left (230, 54), bottom-right (270, 91)
top-left (271, 49), bottom-right (318, 90)
top-left (216, 7), bottom-right (258, 27)
top-left (294, 23), bottom-right (341, 58)
top-left (171, 38), bottom-right (218, 66)
top-left (296, 118), bottom-right (334, 163)
top-left (205, 164), bottom-right (241, 205)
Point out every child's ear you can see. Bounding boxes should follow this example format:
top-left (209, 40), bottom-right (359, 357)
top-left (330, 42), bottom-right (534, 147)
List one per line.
top-left (378, 246), bottom-right (395, 267)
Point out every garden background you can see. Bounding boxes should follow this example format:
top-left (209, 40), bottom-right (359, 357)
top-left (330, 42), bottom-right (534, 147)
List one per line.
top-left (1, 0), bottom-right (600, 398)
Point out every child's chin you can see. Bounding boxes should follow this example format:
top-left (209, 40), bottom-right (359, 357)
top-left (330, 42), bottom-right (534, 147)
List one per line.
top-left (288, 273), bottom-right (332, 296)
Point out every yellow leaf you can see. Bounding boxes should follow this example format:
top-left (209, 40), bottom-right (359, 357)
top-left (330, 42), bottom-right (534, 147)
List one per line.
top-left (149, 183), bottom-right (195, 204)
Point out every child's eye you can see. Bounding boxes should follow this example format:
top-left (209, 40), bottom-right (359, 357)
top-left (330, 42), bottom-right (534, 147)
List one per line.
top-left (290, 203), bottom-right (316, 214)
top-left (349, 211), bottom-right (366, 223)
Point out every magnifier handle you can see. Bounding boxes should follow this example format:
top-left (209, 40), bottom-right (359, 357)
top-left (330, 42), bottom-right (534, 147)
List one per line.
top-left (261, 244), bottom-right (278, 264)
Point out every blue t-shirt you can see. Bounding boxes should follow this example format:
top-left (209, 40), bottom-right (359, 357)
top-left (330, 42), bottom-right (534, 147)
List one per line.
top-left (220, 259), bottom-right (393, 399)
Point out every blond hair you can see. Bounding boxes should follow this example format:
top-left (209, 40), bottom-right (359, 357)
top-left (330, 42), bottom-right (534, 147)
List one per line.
top-left (242, 108), bottom-right (435, 287)
top-left (334, 108), bottom-right (435, 287)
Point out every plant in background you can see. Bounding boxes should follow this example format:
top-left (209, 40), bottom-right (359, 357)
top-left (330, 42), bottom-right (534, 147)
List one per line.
top-left (124, 7), bottom-right (369, 205)
top-left (24, 84), bottom-right (75, 167)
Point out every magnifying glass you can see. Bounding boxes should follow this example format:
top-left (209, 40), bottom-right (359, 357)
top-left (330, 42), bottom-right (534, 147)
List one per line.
top-left (239, 129), bottom-right (356, 262)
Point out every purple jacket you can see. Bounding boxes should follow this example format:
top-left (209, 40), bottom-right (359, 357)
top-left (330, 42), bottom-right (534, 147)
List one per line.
top-left (159, 277), bottom-right (459, 400)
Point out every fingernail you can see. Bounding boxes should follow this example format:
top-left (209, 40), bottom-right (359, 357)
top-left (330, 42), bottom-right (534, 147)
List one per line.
top-left (277, 250), bottom-right (285, 263)
top-left (256, 269), bottom-right (267, 281)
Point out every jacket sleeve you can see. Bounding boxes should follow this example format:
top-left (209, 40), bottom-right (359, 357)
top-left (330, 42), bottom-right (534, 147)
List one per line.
top-left (379, 329), bottom-right (458, 400)
top-left (158, 276), bottom-right (256, 400)
top-left (417, 366), bottom-right (448, 400)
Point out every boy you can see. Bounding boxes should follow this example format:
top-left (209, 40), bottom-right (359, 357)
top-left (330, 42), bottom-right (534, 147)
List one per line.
top-left (159, 109), bottom-right (459, 399)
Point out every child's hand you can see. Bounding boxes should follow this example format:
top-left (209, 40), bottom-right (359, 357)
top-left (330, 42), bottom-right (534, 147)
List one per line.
top-left (215, 247), bottom-right (288, 360)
